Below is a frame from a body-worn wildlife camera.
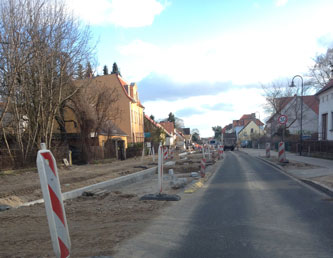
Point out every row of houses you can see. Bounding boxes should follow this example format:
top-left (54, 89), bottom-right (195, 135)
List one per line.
top-left (266, 80), bottom-right (333, 141)
top-left (222, 113), bottom-right (265, 144)
top-left (223, 79), bottom-right (333, 146)
top-left (52, 73), bottom-right (193, 160)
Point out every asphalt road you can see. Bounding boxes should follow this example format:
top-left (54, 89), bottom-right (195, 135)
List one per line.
top-left (166, 151), bottom-right (333, 258)
top-left (115, 151), bottom-right (333, 258)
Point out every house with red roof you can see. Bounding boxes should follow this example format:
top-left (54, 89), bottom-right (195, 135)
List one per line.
top-left (159, 121), bottom-right (175, 135)
top-left (238, 120), bottom-right (264, 142)
top-left (144, 114), bottom-right (172, 145)
top-left (54, 73), bottom-right (145, 147)
top-left (316, 79), bottom-right (333, 140)
top-left (266, 95), bottom-right (319, 137)
top-left (158, 121), bottom-right (188, 149)
top-left (232, 113), bottom-right (264, 139)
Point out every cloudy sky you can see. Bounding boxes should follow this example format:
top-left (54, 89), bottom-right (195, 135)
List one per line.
top-left (67, 0), bottom-right (333, 137)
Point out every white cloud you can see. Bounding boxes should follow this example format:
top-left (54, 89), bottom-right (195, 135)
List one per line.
top-left (143, 87), bottom-right (267, 137)
top-left (275, 0), bottom-right (288, 7)
top-left (66, 0), bottom-right (167, 27)
top-left (117, 30), bottom-right (318, 85)
top-left (113, 3), bottom-right (333, 85)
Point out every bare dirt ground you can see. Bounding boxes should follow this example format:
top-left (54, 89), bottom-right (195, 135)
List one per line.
top-left (310, 175), bottom-right (333, 189)
top-left (0, 151), bottom-right (218, 257)
top-left (0, 156), bottom-right (161, 207)
top-left (264, 156), bottom-right (318, 170)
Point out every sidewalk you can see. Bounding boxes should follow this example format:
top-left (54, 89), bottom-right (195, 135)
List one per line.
top-left (240, 148), bottom-right (333, 196)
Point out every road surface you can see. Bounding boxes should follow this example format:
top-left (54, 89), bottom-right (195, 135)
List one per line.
top-left (115, 151), bottom-right (333, 258)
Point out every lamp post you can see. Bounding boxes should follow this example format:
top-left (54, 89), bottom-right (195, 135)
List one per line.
top-left (255, 111), bottom-right (261, 149)
top-left (289, 75), bottom-right (303, 156)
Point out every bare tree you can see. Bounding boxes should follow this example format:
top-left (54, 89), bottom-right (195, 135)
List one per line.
top-left (0, 0), bottom-right (94, 165)
top-left (67, 80), bottom-right (121, 163)
top-left (262, 80), bottom-right (313, 138)
top-left (262, 80), bottom-right (294, 115)
top-left (309, 48), bottom-right (333, 89)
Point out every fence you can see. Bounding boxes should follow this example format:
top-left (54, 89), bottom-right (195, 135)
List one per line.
top-left (270, 139), bottom-right (333, 159)
top-left (299, 140), bottom-right (333, 158)
top-left (0, 146), bottom-right (69, 171)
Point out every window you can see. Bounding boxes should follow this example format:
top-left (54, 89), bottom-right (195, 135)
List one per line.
top-left (251, 128), bottom-right (254, 133)
top-left (322, 113), bottom-right (328, 140)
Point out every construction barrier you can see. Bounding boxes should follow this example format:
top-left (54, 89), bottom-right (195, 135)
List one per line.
top-left (218, 146), bottom-right (222, 159)
top-left (219, 145), bottom-right (224, 159)
top-left (170, 148), bottom-right (174, 160)
top-left (207, 147), bottom-right (211, 160)
top-left (212, 150), bottom-right (216, 160)
top-left (266, 143), bottom-right (271, 158)
top-left (36, 144), bottom-right (71, 258)
top-left (163, 146), bottom-right (168, 161)
top-left (200, 158), bottom-right (206, 178)
top-left (158, 143), bottom-right (164, 193)
top-left (278, 141), bottom-right (286, 162)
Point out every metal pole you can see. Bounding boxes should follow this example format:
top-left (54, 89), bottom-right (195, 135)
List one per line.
top-left (291, 75), bottom-right (303, 156)
top-left (256, 111), bottom-right (260, 149)
top-left (300, 80), bottom-right (303, 156)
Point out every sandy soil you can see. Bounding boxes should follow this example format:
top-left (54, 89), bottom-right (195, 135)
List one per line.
top-left (0, 191), bottom-right (168, 257)
top-left (311, 175), bottom-right (333, 189)
top-left (0, 156), bottom-right (161, 207)
top-left (0, 151), bottom-right (217, 257)
top-left (264, 156), bottom-right (319, 170)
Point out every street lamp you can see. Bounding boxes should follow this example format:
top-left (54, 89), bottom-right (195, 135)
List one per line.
top-left (289, 75), bottom-right (303, 156)
top-left (255, 111), bottom-right (261, 149)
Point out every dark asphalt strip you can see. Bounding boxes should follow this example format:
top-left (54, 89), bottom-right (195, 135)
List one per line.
top-left (166, 151), bottom-right (333, 258)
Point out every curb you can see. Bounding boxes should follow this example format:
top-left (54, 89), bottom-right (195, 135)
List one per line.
top-left (184, 158), bottom-right (223, 194)
top-left (256, 156), bottom-right (333, 197)
top-left (301, 179), bottom-right (333, 197)
top-left (20, 166), bottom-right (157, 207)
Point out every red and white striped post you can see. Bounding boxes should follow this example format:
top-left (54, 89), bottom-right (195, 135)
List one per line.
top-left (158, 143), bottom-right (164, 194)
top-left (202, 145), bottom-right (205, 159)
top-left (169, 148), bottom-right (174, 160)
top-left (278, 141), bottom-right (286, 162)
top-left (163, 146), bottom-right (168, 161)
top-left (266, 143), bottom-right (271, 158)
top-left (200, 158), bottom-right (206, 178)
top-left (37, 143), bottom-right (71, 258)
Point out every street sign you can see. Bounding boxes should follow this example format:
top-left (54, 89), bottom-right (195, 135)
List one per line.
top-left (278, 115), bottom-right (288, 125)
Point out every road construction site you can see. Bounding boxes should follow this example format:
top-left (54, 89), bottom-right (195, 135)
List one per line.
top-left (2, 146), bottom-right (333, 257)
top-left (0, 150), bottom-right (220, 257)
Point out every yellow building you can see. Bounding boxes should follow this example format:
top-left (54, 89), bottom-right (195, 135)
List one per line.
top-left (238, 120), bottom-right (264, 141)
top-left (54, 74), bottom-right (144, 149)
top-left (92, 74), bottom-right (145, 144)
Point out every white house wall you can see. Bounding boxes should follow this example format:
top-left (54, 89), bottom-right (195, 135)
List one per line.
top-left (318, 88), bottom-right (333, 140)
top-left (268, 97), bottom-right (318, 136)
